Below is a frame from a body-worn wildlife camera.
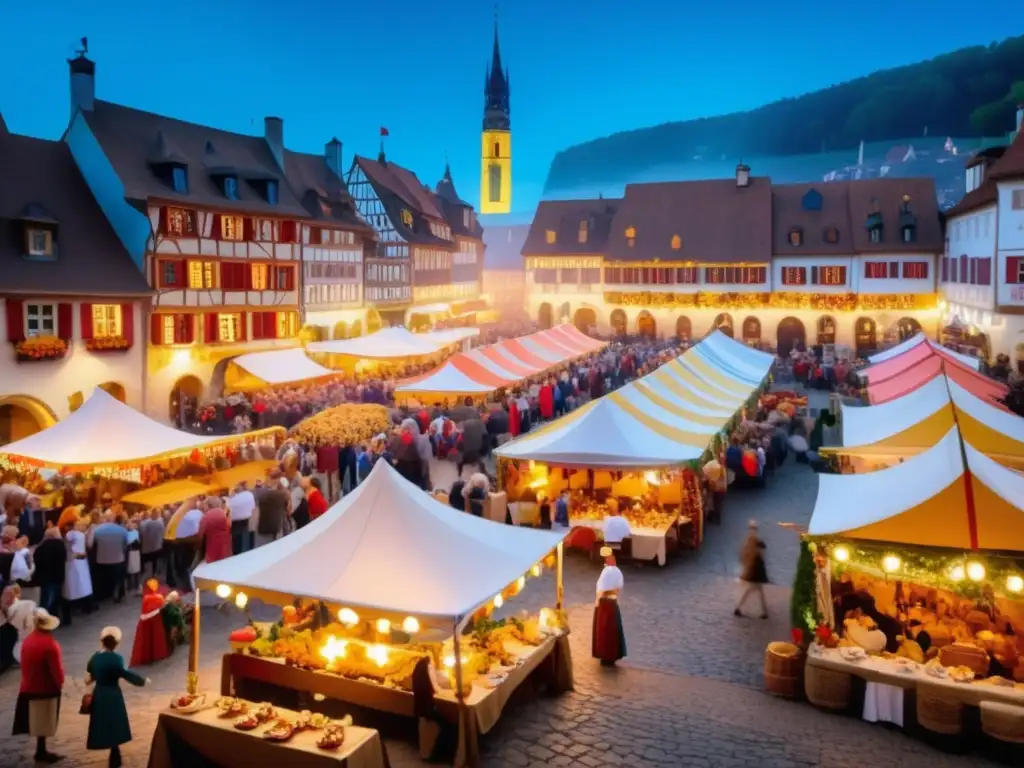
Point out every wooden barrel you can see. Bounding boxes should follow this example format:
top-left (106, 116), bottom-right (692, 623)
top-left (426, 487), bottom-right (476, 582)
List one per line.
top-left (764, 641), bottom-right (803, 699)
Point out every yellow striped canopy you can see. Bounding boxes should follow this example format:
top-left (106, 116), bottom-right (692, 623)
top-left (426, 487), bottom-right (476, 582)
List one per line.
top-left (122, 479), bottom-right (219, 509)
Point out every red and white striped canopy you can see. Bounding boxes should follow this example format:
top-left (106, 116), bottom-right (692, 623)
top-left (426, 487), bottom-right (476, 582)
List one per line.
top-left (396, 324), bottom-right (606, 398)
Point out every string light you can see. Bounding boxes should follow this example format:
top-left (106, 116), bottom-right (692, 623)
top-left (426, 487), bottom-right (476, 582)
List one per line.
top-left (367, 645), bottom-right (389, 667)
top-left (493, 594), bottom-right (504, 609)
top-left (338, 608), bottom-right (359, 627)
top-left (516, 576), bottom-right (526, 592)
top-left (215, 584), bottom-right (232, 599)
top-left (966, 561), bottom-right (986, 582)
top-left (402, 617), bottom-right (420, 634)
top-left (531, 564), bottom-right (542, 578)
top-left (375, 618), bottom-right (391, 635)
top-left (949, 565), bottom-right (965, 582)
top-left (443, 654), bottom-right (456, 669)
top-left (1007, 575), bottom-right (1024, 593)
top-left (832, 546), bottom-right (849, 563)
top-left (881, 555), bottom-right (901, 574)
top-left (234, 592), bottom-right (248, 609)
top-left (604, 290), bottom-right (936, 312)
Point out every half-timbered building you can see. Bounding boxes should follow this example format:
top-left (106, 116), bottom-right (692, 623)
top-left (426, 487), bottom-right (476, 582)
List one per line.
top-left (434, 164), bottom-right (487, 323)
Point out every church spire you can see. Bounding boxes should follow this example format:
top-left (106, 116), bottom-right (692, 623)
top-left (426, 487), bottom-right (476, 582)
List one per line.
top-left (483, 8), bottom-right (510, 131)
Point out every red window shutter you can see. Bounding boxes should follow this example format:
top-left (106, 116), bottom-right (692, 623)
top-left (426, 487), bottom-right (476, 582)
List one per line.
top-left (980, 258), bottom-right (992, 286)
top-left (220, 263), bottom-right (232, 290)
top-left (244, 264), bottom-right (254, 291)
top-left (121, 303), bottom-right (134, 346)
top-left (79, 303), bottom-right (94, 340)
top-left (837, 266), bottom-right (847, 284)
top-left (285, 266), bottom-right (295, 291)
top-left (920, 262), bottom-right (928, 280)
top-left (212, 214), bottom-right (222, 240)
top-left (151, 313), bottom-right (163, 345)
top-left (5, 298), bottom-right (25, 342)
top-left (1007, 257), bottom-right (1022, 284)
top-left (205, 312), bottom-right (219, 342)
top-left (160, 207), bottom-right (169, 234)
top-left (237, 313), bottom-right (248, 341)
top-left (185, 315), bottom-right (196, 344)
top-left (173, 260), bottom-right (185, 287)
top-left (243, 218), bottom-right (255, 242)
top-left (57, 302), bottom-right (74, 340)
top-left (280, 220), bottom-right (296, 243)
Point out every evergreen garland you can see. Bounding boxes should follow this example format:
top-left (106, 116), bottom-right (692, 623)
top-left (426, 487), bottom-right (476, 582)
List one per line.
top-left (790, 538), bottom-right (819, 640)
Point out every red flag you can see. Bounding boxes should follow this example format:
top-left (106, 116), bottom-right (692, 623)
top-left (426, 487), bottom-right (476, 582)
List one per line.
top-left (379, 126), bottom-right (389, 137)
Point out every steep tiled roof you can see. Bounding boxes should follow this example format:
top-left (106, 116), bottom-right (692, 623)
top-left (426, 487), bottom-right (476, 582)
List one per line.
top-left (986, 126), bottom-right (1024, 181)
top-left (771, 184), bottom-right (852, 256)
top-left (606, 179), bottom-right (772, 263)
top-left (521, 199), bottom-right (619, 256)
top-left (0, 129), bottom-right (151, 296)
top-left (282, 149), bottom-right (371, 232)
top-left (846, 177), bottom-right (942, 252)
top-left (82, 101), bottom-right (308, 216)
top-left (353, 155), bottom-right (453, 248)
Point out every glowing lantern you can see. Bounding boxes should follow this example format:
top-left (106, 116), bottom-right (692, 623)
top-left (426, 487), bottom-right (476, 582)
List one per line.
top-left (320, 636), bottom-right (349, 663)
top-left (376, 618), bottom-right (391, 635)
top-left (1007, 575), bottom-right (1024, 593)
top-left (949, 565), bottom-right (965, 582)
top-left (493, 594), bottom-right (504, 609)
top-left (881, 555), bottom-right (901, 574)
top-left (966, 561), bottom-right (985, 582)
top-left (367, 644), bottom-right (389, 667)
top-left (234, 592), bottom-right (248, 609)
top-left (443, 654), bottom-right (456, 669)
top-left (402, 617), bottom-right (420, 634)
top-left (516, 576), bottom-right (526, 592)
top-left (215, 584), bottom-right (232, 599)
top-left (832, 546), bottom-right (849, 563)
top-left (338, 608), bottom-right (359, 627)
top-left (531, 564), bottom-right (542, 578)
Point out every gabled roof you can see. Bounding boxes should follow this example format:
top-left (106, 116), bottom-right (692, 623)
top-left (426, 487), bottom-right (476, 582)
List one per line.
top-left (282, 149), bottom-right (371, 232)
top-left (606, 178), bottom-right (772, 263)
top-left (521, 198), bottom-right (619, 256)
top-left (772, 183), bottom-right (852, 256)
top-left (845, 177), bottom-right (942, 253)
top-left (0, 129), bottom-right (151, 296)
top-left (945, 136), bottom-right (1022, 218)
top-left (81, 101), bottom-right (308, 216)
top-left (352, 155), bottom-right (454, 248)
top-left (987, 123), bottom-right (1024, 181)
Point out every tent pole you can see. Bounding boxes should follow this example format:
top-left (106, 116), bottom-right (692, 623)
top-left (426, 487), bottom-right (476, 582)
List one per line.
top-left (556, 542), bottom-right (564, 610)
top-left (452, 621), bottom-right (468, 761)
top-left (188, 588), bottom-right (201, 694)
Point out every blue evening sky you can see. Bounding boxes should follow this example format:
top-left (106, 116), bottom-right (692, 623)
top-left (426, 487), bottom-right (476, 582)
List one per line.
top-left (1, 0), bottom-right (1019, 214)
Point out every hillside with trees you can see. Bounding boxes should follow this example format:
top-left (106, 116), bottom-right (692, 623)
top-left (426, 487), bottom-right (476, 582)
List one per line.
top-left (544, 35), bottom-right (1024, 191)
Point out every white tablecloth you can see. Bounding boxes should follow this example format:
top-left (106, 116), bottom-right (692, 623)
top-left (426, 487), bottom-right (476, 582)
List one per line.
top-left (569, 518), bottom-right (675, 566)
top-left (862, 681), bottom-right (904, 726)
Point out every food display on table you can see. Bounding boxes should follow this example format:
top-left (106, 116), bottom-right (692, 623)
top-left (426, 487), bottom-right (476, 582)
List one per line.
top-left (170, 693), bottom-right (205, 714)
top-left (216, 697), bottom-right (249, 717)
top-left (569, 497), bottom-right (677, 530)
top-left (263, 718), bottom-right (296, 742)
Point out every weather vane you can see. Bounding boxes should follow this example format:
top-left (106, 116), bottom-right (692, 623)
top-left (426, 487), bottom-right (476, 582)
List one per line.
top-left (76, 36), bottom-right (88, 56)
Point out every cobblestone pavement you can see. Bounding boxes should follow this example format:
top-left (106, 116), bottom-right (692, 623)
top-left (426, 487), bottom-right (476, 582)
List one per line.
top-left (0, 399), bottom-right (994, 766)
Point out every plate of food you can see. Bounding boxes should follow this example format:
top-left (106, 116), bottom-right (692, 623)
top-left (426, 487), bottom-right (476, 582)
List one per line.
top-left (925, 663), bottom-right (948, 679)
top-left (216, 697), bottom-right (249, 718)
top-left (234, 714), bottom-right (260, 731)
top-left (948, 665), bottom-right (976, 683)
top-left (309, 713), bottom-right (332, 729)
top-left (263, 717), bottom-right (295, 742)
top-left (253, 703), bottom-right (277, 723)
top-left (170, 693), bottom-right (206, 714)
top-left (317, 724), bottom-right (346, 750)
top-left (839, 647), bottom-right (866, 662)
top-left (893, 658), bottom-right (918, 674)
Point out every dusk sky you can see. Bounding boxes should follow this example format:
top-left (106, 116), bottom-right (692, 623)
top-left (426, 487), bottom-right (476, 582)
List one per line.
top-left (2, 0), bottom-right (1020, 213)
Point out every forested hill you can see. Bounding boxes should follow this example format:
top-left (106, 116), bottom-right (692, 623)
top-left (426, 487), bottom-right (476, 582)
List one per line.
top-left (544, 35), bottom-right (1024, 191)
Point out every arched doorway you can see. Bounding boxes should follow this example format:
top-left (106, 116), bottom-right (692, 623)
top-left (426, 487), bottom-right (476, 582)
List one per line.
top-left (98, 382), bottom-right (126, 402)
top-left (558, 302), bottom-right (571, 324)
top-left (636, 311), bottom-right (656, 338)
top-left (676, 316), bottom-right (692, 341)
top-left (332, 321), bottom-right (349, 340)
top-left (817, 315), bottom-right (836, 345)
top-left (169, 375), bottom-right (204, 428)
top-left (351, 319), bottom-right (363, 337)
top-left (741, 316), bottom-right (761, 344)
top-left (538, 303), bottom-right (554, 330)
top-left (713, 313), bottom-right (734, 338)
top-left (896, 317), bottom-right (922, 341)
top-left (573, 307), bottom-right (597, 334)
top-left (776, 316), bottom-right (806, 357)
top-left (610, 309), bottom-right (627, 337)
top-left (855, 317), bottom-right (877, 357)
top-left (366, 309), bottom-right (382, 334)
top-left (0, 395), bottom-right (57, 446)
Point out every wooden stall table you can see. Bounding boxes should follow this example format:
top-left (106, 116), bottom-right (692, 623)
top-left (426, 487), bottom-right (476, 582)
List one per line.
top-left (568, 518), bottom-right (676, 566)
top-left (148, 703), bottom-right (387, 768)
top-left (220, 634), bottom-right (573, 768)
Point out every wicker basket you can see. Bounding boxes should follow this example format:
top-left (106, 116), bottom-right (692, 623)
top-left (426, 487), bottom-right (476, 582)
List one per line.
top-left (981, 700), bottom-right (1024, 744)
top-left (916, 681), bottom-right (964, 735)
top-left (764, 642), bottom-right (803, 699)
top-left (804, 662), bottom-right (851, 711)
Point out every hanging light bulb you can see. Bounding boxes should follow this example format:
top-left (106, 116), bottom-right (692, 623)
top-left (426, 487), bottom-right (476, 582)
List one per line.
top-left (881, 555), bottom-right (901, 574)
top-left (832, 546), bottom-right (850, 563)
top-left (966, 561), bottom-right (985, 582)
top-left (215, 584), bottom-right (232, 599)
top-left (367, 644), bottom-right (389, 667)
top-left (375, 618), bottom-right (391, 635)
top-left (402, 617), bottom-right (420, 634)
top-left (949, 565), bottom-right (965, 582)
top-left (1007, 575), bottom-right (1024, 593)
top-left (234, 592), bottom-right (248, 609)
top-left (516, 576), bottom-right (526, 592)
top-left (493, 594), bottom-right (504, 609)
top-left (531, 564), bottom-right (542, 578)
top-left (338, 608), bottom-right (359, 627)
top-left (443, 654), bottom-right (456, 669)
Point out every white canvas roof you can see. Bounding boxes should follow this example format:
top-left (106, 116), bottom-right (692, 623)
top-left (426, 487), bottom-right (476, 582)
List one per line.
top-left (423, 328), bottom-right (480, 346)
top-left (307, 327), bottom-right (443, 358)
top-left (866, 332), bottom-right (980, 371)
top-left (193, 460), bottom-right (565, 621)
top-left (698, 332), bottom-right (776, 382)
top-left (840, 376), bottom-right (950, 448)
top-left (230, 348), bottom-right (334, 386)
top-left (0, 389), bottom-right (221, 467)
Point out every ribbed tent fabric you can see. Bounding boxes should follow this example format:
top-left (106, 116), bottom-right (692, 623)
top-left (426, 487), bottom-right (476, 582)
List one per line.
top-left (494, 331), bottom-right (773, 468)
top-left (0, 389), bottom-right (284, 469)
top-left (867, 332), bottom-right (981, 370)
top-left (395, 324), bottom-right (606, 399)
top-left (809, 428), bottom-right (1024, 552)
top-left (193, 460), bottom-right (565, 622)
top-left (861, 345), bottom-right (1008, 406)
top-left (307, 327), bottom-right (445, 358)
top-left (422, 328), bottom-right (480, 346)
top-left (837, 376), bottom-right (1024, 466)
top-left (226, 348), bottom-right (336, 389)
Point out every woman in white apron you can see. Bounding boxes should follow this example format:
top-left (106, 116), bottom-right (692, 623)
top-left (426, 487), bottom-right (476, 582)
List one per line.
top-left (63, 519), bottom-right (94, 615)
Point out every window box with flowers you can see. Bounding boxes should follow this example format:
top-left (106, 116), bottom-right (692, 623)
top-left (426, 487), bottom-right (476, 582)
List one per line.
top-left (86, 335), bottom-right (131, 353)
top-left (14, 336), bottom-right (68, 362)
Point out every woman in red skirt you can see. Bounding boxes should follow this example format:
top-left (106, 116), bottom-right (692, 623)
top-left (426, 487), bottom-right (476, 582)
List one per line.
top-left (592, 547), bottom-right (626, 666)
top-left (130, 580), bottom-right (170, 667)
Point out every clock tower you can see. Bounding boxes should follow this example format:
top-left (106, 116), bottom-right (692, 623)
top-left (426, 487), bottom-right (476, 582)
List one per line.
top-left (480, 18), bottom-right (511, 214)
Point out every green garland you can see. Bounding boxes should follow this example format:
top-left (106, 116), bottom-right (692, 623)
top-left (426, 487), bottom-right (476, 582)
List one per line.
top-left (791, 539), bottom-right (819, 639)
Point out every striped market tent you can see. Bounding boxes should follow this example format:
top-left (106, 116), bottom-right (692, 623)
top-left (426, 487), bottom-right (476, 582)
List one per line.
top-left (395, 324), bottom-right (606, 400)
top-left (494, 331), bottom-right (773, 468)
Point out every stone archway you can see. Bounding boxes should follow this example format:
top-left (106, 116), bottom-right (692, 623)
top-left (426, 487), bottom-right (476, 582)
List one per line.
top-left (741, 316), bottom-right (761, 344)
top-left (817, 315), bottom-right (837, 345)
top-left (713, 313), bottom-right (734, 338)
top-left (98, 382), bottom-right (126, 402)
top-left (0, 395), bottom-right (57, 446)
top-left (636, 311), bottom-right (656, 338)
top-left (366, 310), bottom-right (383, 334)
top-left (676, 316), bottom-right (692, 341)
top-left (351, 319), bottom-right (363, 337)
top-left (538, 303), bottom-right (554, 330)
top-left (169, 375), bottom-right (204, 428)
top-left (776, 316), bottom-right (806, 357)
top-left (573, 307), bottom-right (597, 334)
top-left (896, 316), bottom-right (922, 342)
top-left (855, 317), bottom-right (877, 357)
top-left (610, 309), bottom-right (627, 337)
top-left (332, 321), bottom-right (349, 340)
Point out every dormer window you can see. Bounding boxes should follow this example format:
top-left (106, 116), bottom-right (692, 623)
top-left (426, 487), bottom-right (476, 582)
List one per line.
top-left (671, 234), bottom-right (681, 250)
top-left (27, 229), bottom-right (53, 258)
top-left (802, 189), bottom-right (823, 211)
top-left (223, 176), bottom-right (239, 200)
top-left (578, 220), bottom-right (589, 244)
top-left (545, 229), bottom-right (556, 244)
top-left (902, 224), bottom-right (916, 243)
top-left (625, 226), bottom-right (636, 248)
top-left (869, 225), bottom-right (883, 244)
top-left (788, 228), bottom-right (803, 246)
top-left (899, 194), bottom-right (916, 243)
top-left (171, 166), bottom-right (188, 194)
top-left (401, 209), bottom-right (414, 228)
top-left (824, 227), bottom-right (839, 244)
top-left (265, 180), bottom-right (279, 205)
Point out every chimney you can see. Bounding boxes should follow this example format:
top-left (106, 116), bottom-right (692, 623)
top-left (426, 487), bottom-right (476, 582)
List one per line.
top-left (735, 162), bottom-right (751, 188)
top-left (68, 47), bottom-right (95, 118)
top-left (264, 116), bottom-right (284, 170)
top-left (325, 137), bottom-right (343, 178)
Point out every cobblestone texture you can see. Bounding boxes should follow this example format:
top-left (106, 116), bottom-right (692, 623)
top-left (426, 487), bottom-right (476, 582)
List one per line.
top-left (0, 390), bottom-right (994, 766)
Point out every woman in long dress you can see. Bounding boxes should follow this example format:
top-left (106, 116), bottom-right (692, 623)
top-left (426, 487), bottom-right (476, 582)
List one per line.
top-left (129, 580), bottom-right (170, 667)
top-left (86, 627), bottom-right (148, 768)
top-left (592, 546), bottom-right (626, 666)
top-left (64, 518), bottom-right (94, 619)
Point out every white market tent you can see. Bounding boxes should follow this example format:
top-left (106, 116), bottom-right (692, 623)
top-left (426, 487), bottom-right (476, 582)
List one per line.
top-left (193, 460), bottom-right (565, 622)
top-left (0, 389), bottom-right (282, 469)
top-left (307, 326), bottom-right (444, 358)
top-left (866, 332), bottom-right (981, 371)
top-left (227, 347), bottom-right (335, 389)
top-left (422, 327), bottom-right (480, 346)
top-left (808, 428), bottom-right (1024, 551)
top-left (495, 332), bottom-right (773, 468)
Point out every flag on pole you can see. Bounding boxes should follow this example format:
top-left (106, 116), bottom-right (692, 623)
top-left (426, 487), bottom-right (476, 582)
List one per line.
top-left (380, 127), bottom-right (389, 137)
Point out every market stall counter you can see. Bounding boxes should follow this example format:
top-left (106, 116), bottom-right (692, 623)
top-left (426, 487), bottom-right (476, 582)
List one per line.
top-left (148, 700), bottom-right (387, 768)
